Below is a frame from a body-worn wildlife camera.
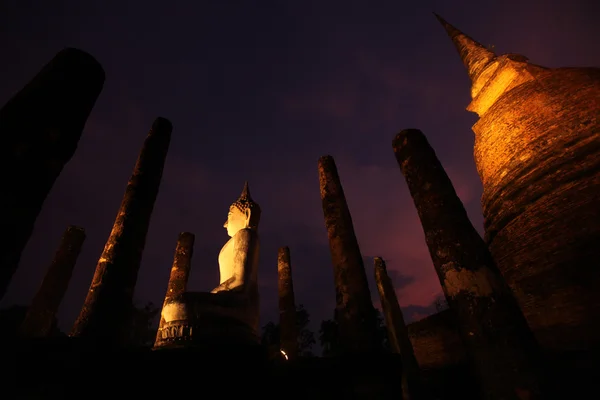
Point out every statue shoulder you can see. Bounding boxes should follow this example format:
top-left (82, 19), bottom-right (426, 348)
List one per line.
top-left (233, 228), bottom-right (259, 245)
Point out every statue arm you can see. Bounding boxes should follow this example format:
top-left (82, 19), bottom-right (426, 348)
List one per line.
top-left (210, 277), bottom-right (236, 293)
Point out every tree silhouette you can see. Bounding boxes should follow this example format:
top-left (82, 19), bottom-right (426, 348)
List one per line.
top-left (296, 304), bottom-right (317, 355)
top-left (319, 308), bottom-right (389, 356)
top-left (1, 301), bottom-right (158, 347)
top-left (261, 304), bottom-right (316, 358)
top-left (0, 305), bottom-right (64, 339)
top-left (319, 318), bottom-right (339, 357)
top-left (374, 308), bottom-right (390, 351)
top-left (433, 294), bottom-right (449, 312)
top-left (126, 301), bottom-right (160, 348)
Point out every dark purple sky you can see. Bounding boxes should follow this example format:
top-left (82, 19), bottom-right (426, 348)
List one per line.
top-left (1, 0), bottom-right (599, 334)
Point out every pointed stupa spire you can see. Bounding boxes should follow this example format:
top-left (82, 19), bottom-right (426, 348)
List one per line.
top-left (434, 13), bottom-right (497, 83)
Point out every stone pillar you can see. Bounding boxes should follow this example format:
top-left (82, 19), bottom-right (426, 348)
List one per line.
top-left (278, 246), bottom-right (298, 360)
top-left (318, 155), bottom-right (378, 354)
top-left (19, 225), bottom-right (86, 337)
top-left (0, 48), bottom-right (105, 301)
top-left (71, 117), bottom-right (172, 344)
top-left (154, 232), bottom-right (194, 346)
top-left (392, 129), bottom-right (546, 400)
top-left (374, 257), bottom-right (424, 400)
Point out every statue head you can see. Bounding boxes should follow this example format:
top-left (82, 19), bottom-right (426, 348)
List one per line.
top-left (224, 182), bottom-right (261, 237)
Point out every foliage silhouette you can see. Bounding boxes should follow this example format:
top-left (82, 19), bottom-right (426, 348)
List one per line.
top-left (319, 308), bottom-right (389, 357)
top-left (0, 304), bottom-right (63, 338)
top-left (126, 301), bottom-right (160, 347)
top-left (433, 295), bottom-right (449, 312)
top-left (261, 304), bottom-right (316, 358)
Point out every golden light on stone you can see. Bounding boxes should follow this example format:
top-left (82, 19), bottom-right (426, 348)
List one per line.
top-left (280, 349), bottom-right (289, 360)
top-left (436, 12), bottom-right (600, 383)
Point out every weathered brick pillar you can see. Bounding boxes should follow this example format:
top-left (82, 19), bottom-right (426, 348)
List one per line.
top-left (278, 246), bottom-right (298, 360)
top-left (71, 117), bottom-right (172, 344)
top-left (392, 129), bottom-right (546, 400)
top-left (154, 232), bottom-right (194, 346)
top-left (374, 257), bottom-right (424, 400)
top-left (19, 225), bottom-right (86, 337)
top-left (318, 155), bottom-right (378, 354)
top-left (0, 48), bottom-right (104, 301)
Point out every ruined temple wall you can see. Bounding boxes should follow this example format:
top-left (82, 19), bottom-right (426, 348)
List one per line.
top-left (472, 67), bottom-right (600, 351)
top-left (406, 309), bottom-right (466, 369)
top-left (406, 308), bottom-right (597, 400)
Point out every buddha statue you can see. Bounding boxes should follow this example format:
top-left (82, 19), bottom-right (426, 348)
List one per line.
top-left (154, 182), bottom-right (261, 349)
top-left (211, 181), bottom-right (261, 295)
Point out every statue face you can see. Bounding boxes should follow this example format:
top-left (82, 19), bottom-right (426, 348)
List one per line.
top-left (223, 206), bottom-right (250, 237)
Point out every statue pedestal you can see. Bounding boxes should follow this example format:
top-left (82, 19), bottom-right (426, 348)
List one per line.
top-left (154, 291), bottom-right (259, 350)
top-left (154, 315), bottom-right (259, 349)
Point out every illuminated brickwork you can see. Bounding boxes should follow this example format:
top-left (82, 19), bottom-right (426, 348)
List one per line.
top-left (437, 15), bottom-right (600, 351)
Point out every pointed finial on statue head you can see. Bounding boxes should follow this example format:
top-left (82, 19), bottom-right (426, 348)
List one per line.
top-left (433, 13), bottom-right (496, 83)
top-left (239, 181), bottom-right (251, 202)
top-left (231, 181), bottom-right (261, 228)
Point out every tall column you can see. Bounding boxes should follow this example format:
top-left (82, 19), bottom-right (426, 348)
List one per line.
top-left (374, 257), bottom-right (424, 400)
top-left (19, 225), bottom-right (86, 337)
top-left (154, 232), bottom-right (194, 346)
top-left (71, 117), bottom-right (172, 344)
top-left (318, 155), bottom-right (378, 354)
top-left (0, 48), bottom-right (105, 301)
top-left (277, 246), bottom-right (298, 360)
top-left (392, 129), bottom-right (546, 400)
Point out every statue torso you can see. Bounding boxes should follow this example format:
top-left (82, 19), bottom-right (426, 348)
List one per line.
top-left (217, 237), bottom-right (235, 285)
top-left (217, 228), bottom-right (260, 292)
